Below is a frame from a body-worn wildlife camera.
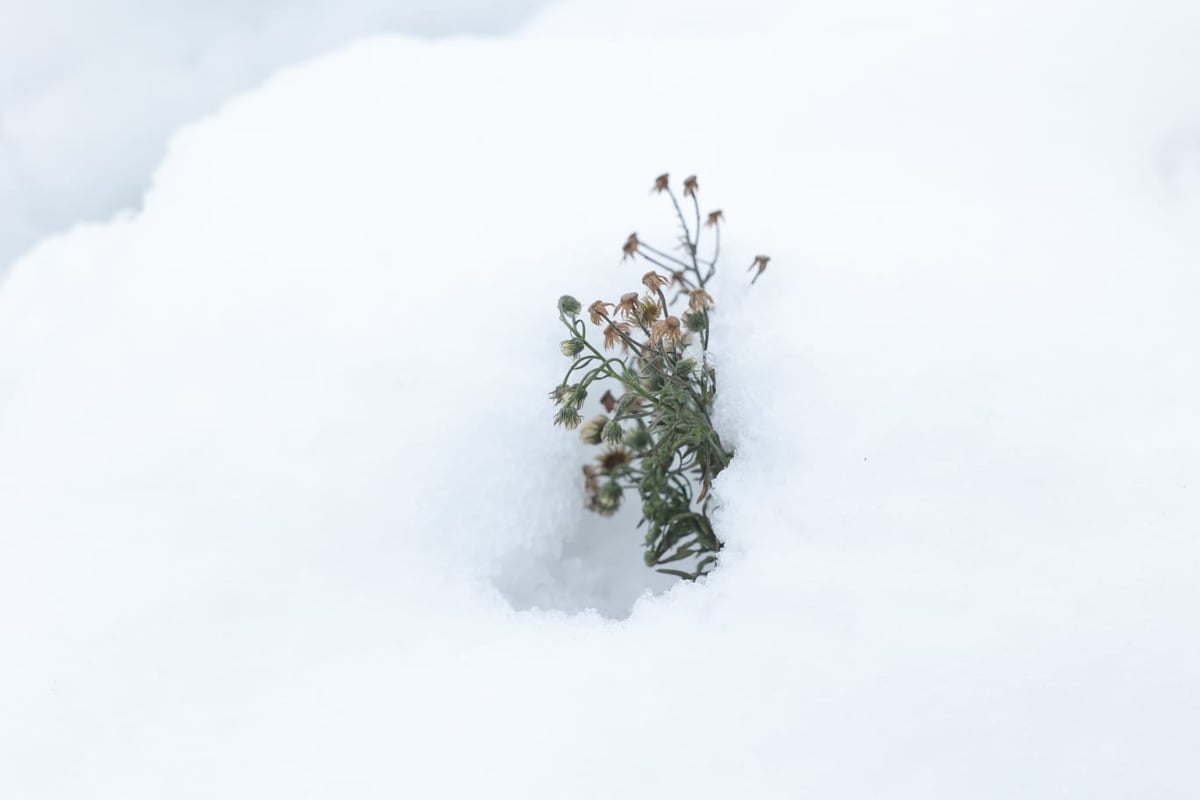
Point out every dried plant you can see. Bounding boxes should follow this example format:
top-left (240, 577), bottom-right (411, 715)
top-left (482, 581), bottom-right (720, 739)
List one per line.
top-left (550, 174), bottom-right (769, 580)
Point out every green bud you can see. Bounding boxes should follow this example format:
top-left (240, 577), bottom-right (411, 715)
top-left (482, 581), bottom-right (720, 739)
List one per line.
top-left (558, 295), bottom-right (582, 317)
top-left (548, 385), bottom-right (567, 404)
top-left (560, 338), bottom-right (585, 358)
top-left (683, 310), bottom-right (707, 332)
top-left (602, 420), bottom-right (624, 444)
top-left (675, 358), bottom-right (697, 377)
top-left (562, 383), bottom-right (587, 408)
top-left (554, 407), bottom-right (581, 430)
top-left (597, 481), bottom-right (622, 515)
top-left (625, 427), bottom-right (652, 451)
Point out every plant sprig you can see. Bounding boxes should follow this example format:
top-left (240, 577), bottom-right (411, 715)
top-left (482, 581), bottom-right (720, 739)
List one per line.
top-left (550, 174), bottom-right (768, 581)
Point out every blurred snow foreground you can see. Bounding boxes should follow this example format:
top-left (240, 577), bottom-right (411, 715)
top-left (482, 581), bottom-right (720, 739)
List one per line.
top-left (2, 0), bottom-right (1200, 796)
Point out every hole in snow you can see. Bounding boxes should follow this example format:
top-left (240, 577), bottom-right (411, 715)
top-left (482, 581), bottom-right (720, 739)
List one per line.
top-left (491, 498), bottom-right (678, 620)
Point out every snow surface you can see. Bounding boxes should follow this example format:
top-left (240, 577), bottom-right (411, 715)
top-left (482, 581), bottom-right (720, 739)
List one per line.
top-left (2, 0), bottom-right (1200, 796)
top-left (0, 0), bottom-right (551, 272)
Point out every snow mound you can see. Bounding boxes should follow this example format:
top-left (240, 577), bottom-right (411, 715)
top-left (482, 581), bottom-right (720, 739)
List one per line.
top-left (1, 1), bottom-right (1199, 796)
top-left (0, 0), bottom-right (552, 272)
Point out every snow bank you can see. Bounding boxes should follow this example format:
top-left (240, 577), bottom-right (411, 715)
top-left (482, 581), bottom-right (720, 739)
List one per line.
top-left (1, 0), bottom-right (1199, 796)
top-left (0, 0), bottom-right (552, 272)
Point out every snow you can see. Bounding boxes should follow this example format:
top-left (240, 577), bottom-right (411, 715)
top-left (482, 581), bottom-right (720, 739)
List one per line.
top-left (2, 0), bottom-right (1199, 796)
top-left (0, 0), bottom-right (551, 272)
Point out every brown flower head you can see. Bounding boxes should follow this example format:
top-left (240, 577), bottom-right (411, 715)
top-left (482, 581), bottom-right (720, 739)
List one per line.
top-left (622, 232), bottom-right (639, 261)
top-left (600, 390), bottom-right (618, 413)
top-left (705, 209), bottom-right (724, 227)
top-left (749, 254), bottom-right (770, 283)
top-left (615, 291), bottom-right (640, 319)
top-left (688, 288), bottom-right (714, 312)
top-left (588, 300), bottom-right (613, 325)
top-left (670, 270), bottom-right (687, 287)
top-left (597, 446), bottom-right (635, 473)
top-left (603, 321), bottom-right (633, 352)
top-left (642, 271), bottom-right (669, 292)
top-left (652, 173), bottom-right (669, 193)
top-left (683, 175), bottom-right (698, 198)
top-left (650, 315), bottom-right (684, 347)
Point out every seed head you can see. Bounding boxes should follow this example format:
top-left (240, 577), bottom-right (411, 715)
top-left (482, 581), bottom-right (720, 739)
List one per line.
top-left (652, 173), bottom-right (669, 193)
top-left (683, 175), bottom-right (698, 198)
top-left (704, 209), bottom-right (724, 227)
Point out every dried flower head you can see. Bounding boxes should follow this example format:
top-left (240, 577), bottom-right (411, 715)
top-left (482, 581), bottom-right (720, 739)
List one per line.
top-left (603, 321), bottom-right (633, 351)
top-left (642, 271), bottom-right (669, 292)
top-left (705, 209), bottom-right (724, 227)
top-left (688, 288), bottom-right (715, 312)
top-left (597, 447), bottom-right (635, 473)
top-left (748, 254), bottom-right (770, 283)
top-left (652, 173), bottom-right (669, 193)
top-left (600, 390), bottom-right (618, 413)
top-left (622, 232), bottom-right (639, 261)
top-left (683, 175), bottom-right (698, 198)
top-left (579, 414), bottom-right (608, 445)
top-left (588, 300), bottom-right (613, 325)
top-left (650, 315), bottom-right (684, 347)
top-left (615, 291), bottom-right (640, 319)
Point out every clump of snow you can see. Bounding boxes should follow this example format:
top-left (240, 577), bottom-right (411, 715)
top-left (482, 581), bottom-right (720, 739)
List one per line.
top-left (0, 0), bottom-right (553, 272)
top-left (1, 0), bottom-right (1199, 796)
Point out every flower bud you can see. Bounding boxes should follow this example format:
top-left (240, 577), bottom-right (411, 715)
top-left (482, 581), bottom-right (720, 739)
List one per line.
top-left (558, 295), bottom-right (582, 317)
top-left (560, 338), bottom-right (584, 358)
top-left (562, 383), bottom-right (587, 408)
top-left (579, 415), bottom-right (608, 445)
top-left (602, 420), bottom-right (624, 444)
top-left (625, 427), bottom-right (652, 451)
top-left (553, 407), bottom-right (581, 430)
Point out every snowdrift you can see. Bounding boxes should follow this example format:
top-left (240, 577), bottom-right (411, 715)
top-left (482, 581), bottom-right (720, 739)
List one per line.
top-left (1, 1), bottom-right (1198, 796)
